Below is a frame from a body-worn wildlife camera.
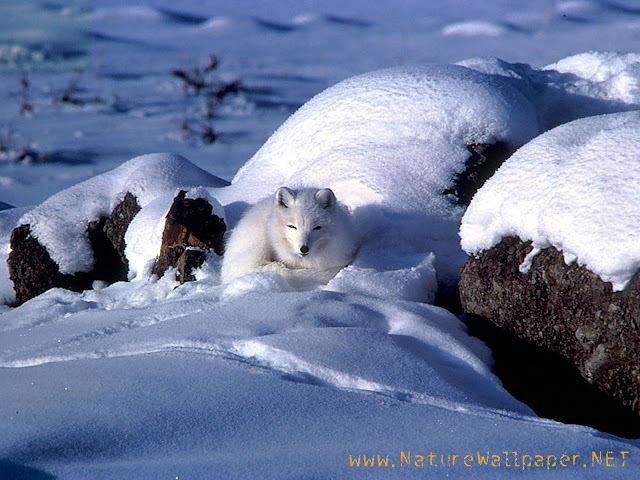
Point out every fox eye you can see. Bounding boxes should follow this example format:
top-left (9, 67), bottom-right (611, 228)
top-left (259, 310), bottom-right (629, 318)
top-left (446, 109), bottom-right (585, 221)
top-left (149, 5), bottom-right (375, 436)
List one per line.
top-left (313, 226), bottom-right (323, 231)
top-left (287, 224), bottom-right (297, 230)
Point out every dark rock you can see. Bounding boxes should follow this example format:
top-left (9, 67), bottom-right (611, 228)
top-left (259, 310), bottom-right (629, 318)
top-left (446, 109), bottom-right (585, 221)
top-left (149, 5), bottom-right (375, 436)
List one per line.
top-left (87, 216), bottom-right (123, 283)
top-left (445, 142), bottom-right (513, 206)
top-left (460, 236), bottom-right (640, 435)
top-left (89, 193), bottom-right (140, 284)
top-left (8, 224), bottom-right (93, 303)
top-left (434, 286), bottom-right (463, 315)
top-left (7, 193), bottom-right (141, 304)
top-left (466, 313), bottom-right (640, 439)
top-left (152, 190), bottom-right (225, 282)
top-left (103, 192), bottom-right (141, 268)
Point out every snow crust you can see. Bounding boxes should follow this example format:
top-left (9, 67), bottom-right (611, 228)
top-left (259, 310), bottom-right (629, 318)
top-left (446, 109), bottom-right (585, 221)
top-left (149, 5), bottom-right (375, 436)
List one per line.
top-left (461, 110), bottom-right (640, 290)
top-left (18, 153), bottom-right (228, 276)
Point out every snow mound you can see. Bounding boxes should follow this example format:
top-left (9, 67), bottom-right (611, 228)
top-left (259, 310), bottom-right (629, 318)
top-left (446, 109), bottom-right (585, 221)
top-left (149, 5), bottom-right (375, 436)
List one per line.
top-left (19, 153), bottom-right (228, 276)
top-left (2, 273), bottom-right (638, 478)
top-left (545, 51), bottom-right (640, 106)
top-left (91, 6), bottom-right (168, 24)
top-left (230, 64), bottom-right (539, 207)
top-left (459, 52), bottom-right (640, 130)
top-left (0, 282), bottom-right (528, 416)
top-left (461, 110), bottom-right (640, 291)
top-left (441, 20), bottom-right (508, 37)
top-left (220, 65), bottom-right (540, 290)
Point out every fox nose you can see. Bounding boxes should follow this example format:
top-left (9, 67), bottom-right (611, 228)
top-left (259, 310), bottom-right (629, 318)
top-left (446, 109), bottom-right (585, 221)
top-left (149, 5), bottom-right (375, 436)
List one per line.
top-left (300, 245), bottom-right (309, 255)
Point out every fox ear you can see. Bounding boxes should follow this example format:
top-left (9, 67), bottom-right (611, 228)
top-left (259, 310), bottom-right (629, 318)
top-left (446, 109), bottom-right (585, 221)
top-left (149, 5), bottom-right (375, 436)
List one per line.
top-left (275, 187), bottom-right (295, 208)
top-left (315, 188), bottom-right (336, 210)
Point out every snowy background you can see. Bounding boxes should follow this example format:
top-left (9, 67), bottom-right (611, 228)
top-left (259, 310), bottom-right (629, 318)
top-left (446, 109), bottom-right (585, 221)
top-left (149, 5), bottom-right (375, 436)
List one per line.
top-left (1, 1), bottom-right (640, 478)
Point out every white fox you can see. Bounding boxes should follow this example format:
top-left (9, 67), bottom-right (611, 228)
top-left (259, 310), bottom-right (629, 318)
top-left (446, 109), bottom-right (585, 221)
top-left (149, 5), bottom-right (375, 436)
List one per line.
top-left (220, 187), bottom-right (357, 286)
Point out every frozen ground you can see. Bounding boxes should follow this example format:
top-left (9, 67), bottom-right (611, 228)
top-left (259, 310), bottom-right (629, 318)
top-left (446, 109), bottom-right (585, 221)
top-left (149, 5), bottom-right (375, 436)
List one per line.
top-left (2, 1), bottom-right (640, 479)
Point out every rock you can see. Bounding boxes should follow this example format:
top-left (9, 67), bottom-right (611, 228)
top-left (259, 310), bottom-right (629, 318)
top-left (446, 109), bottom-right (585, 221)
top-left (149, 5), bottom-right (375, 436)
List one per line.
top-left (87, 216), bottom-right (124, 284)
top-left (460, 236), bottom-right (640, 435)
top-left (434, 141), bottom-right (514, 313)
top-left (7, 193), bottom-right (141, 304)
top-left (87, 192), bottom-right (141, 284)
top-left (7, 188), bottom-right (224, 303)
top-left (8, 224), bottom-right (91, 303)
top-left (104, 192), bottom-right (141, 267)
top-left (444, 142), bottom-right (512, 206)
top-left (152, 190), bottom-right (225, 282)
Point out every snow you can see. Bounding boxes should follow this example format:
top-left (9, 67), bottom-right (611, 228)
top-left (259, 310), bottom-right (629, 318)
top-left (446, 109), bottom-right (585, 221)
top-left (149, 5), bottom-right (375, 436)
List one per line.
top-left (4, 57), bottom-right (640, 475)
top-left (461, 110), bottom-right (640, 291)
top-left (441, 21), bottom-right (509, 38)
top-left (2, 0), bottom-right (640, 477)
top-left (230, 65), bottom-right (539, 204)
top-left (2, 280), bottom-right (639, 478)
top-left (0, 207), bottom-right (25, 306)
top-left (458, 52), bottom-right (640, 131)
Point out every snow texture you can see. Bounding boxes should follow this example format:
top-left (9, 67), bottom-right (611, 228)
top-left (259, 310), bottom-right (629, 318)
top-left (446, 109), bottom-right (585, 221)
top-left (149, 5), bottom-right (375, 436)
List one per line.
top-left (2, 276), bottom-right (639, 479)
top-left (461, 110), bottom-right (640, 291)
top-left (458, 52), bottom-right (640, 132)
top-left (230, 64), bottom-right (540, 205)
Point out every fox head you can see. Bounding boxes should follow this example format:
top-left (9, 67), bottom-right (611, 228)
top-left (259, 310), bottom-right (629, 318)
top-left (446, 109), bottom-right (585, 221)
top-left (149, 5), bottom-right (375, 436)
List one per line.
top-left (270, 187), bottom-right (337, 265)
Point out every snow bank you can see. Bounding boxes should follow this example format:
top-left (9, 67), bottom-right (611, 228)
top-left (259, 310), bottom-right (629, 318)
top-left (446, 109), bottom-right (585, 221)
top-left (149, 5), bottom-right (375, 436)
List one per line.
top-left (545, 51), bottom-right (640, 105)
top-left (461, 110), bottom-right (640, 291)
top-left (19, 153), bottom-right (227, 276)
top-left (0, 286), bottom-right (516, 413)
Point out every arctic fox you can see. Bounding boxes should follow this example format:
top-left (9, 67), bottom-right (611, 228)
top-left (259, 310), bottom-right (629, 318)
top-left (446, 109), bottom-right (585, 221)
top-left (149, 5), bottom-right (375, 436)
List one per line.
top-left (220, 187), bottom-right (357, 286)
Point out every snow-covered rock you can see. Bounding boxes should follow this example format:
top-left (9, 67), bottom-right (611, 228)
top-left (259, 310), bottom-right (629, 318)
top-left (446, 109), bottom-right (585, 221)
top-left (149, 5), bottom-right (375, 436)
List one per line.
top-left (229, 64), bottom-right (540, 207)
top-left (461, 110), bottom-right (640, 291)
top-left (459, 111), bottom-right (640, 427)
top-left (459, 52), bottom-right (640, 131)
top-left (18, 153), bottom-right (227, 277)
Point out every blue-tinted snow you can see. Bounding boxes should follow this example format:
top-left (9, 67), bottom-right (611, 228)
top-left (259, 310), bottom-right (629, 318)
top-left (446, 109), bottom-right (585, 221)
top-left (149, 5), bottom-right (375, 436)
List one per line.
top-left (1, 1), bottom-right (640, 478)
